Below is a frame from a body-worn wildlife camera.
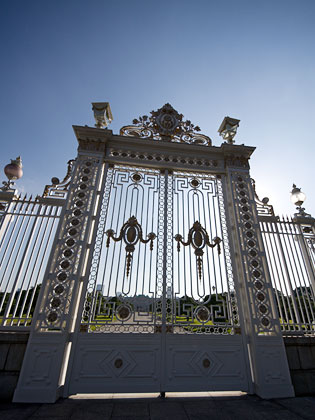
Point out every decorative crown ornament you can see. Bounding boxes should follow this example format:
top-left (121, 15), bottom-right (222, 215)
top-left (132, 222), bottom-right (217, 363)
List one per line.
top-left (120, 103), bottom-right (211, 146)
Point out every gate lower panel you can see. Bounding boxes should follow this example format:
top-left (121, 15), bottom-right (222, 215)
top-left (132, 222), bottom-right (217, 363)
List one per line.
top-left (67, 333), bottom-right (250, 395)
top-left (165, 335), bottom-right (250, 392)
top-left (68, 334), bottom-right (162, 394)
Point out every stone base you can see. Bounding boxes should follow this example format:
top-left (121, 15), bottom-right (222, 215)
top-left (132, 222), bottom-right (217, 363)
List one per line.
top-left (0, 332), bottom-right (29, 401)
top-left (284, 336), bottom-right (315, 396)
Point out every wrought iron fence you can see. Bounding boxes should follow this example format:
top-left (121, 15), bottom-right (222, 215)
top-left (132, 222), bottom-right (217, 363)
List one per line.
top-left (0, 194), bottom-right (63, 329)
top-left (1, 178), bottom-right (315, 336)
top-left (260, 216), bottom-right (315, 334)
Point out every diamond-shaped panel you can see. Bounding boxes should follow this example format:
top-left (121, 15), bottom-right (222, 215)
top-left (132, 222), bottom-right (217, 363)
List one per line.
top-left (99, 350), bottom-right (136, 378)
top-left (190, 350), bottom-right (223, 377)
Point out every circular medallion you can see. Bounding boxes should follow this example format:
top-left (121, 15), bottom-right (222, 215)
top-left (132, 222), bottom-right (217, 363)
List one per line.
top-left (190, 178), bottom-right (200, 188)
top-left (50, 297), bottom-right (61, 308)
top-left (116, 304), bottom-right (132, 321)
top-left (131, 173), bottom-right (142, 183)
top-left (259, 304), bottom-right (267, 314)
top-left (54, 284), bottom-right (65, 295)
top-left (73, 209), bottom-right (82, 217)
top-left (47, 311), bottom-right (58, 323)
top-left (68, 228), bottom-right (78, 236)
top-left (254, 280), bottom-right (263, 290)
top-left (63, 249), bottom-right (73, 258)
top-left (257, 292), bottom-right (265, 302)
top-left (66, 238), bottom-right (75, 247)
top-left (261, 317), bottom-right (270, 327)
top-left (57, 272), bottom-right (67, 282)
top-left (157, 112), bottom-right (178, 134)
top-left (195, 306), bottom-right (210, 323)
top-left (60, 260), bottom-right (70, 270)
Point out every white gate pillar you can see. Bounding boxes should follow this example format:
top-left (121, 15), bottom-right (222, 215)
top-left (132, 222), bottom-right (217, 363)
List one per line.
top-left (224, 153), bottom-right (294, 398)
top-left (13, 129), bottom-right (111, 402)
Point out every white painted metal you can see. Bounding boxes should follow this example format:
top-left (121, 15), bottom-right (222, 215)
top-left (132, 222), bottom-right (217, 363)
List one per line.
top-left (13, 106), bottom-right (296, 401)
top-left (0, 195), bottom-right (63, 329)
top-left (64, 165), bottom-right (253, 396)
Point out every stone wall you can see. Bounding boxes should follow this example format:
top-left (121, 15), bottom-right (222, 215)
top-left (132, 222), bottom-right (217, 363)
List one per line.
top-left (284, 336), bottom-right (315, 396)
top-left (0, 332), bottom-right (29, 400)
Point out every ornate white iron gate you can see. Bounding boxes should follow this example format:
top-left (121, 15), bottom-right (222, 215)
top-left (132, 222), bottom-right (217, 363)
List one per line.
top-left (13, 104), bottom-right (295, 402)
top-left (64, 165), bottom-right (251, 395)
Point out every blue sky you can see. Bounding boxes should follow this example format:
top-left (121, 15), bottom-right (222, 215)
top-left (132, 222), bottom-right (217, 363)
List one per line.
top-left (1, 0), bottom-right (314, 216)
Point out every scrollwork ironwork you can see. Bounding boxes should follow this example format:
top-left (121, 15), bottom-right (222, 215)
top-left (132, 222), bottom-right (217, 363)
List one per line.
top-left (175, 221), bottom-right (221, 282)
top-left (106, 216), bottom-right (156, 278)
top-left (42, 159), bottom-right (75, 198)
top-left (120, 103), bottom-right (211, 146)
top-left (251, 178), bottom-right (276, 217)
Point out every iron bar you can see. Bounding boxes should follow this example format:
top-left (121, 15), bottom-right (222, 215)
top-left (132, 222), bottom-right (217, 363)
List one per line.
top-left (260, 216), bottom-right (315, 334)
top-left (0, 196), bottom-right (63, 330)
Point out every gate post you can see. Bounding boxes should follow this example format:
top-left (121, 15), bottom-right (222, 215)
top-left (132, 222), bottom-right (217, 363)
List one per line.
top-left (224, 149), bottom-right (294, 398)
top-left (13, 128), bottom-right (111, 403)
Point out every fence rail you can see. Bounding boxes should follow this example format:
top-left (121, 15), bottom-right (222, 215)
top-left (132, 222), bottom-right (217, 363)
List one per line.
top-left (0, 193), bottom-right (64, 329)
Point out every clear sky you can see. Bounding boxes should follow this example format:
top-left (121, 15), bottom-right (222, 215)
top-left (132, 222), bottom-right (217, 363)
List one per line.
top-left (1, 0), bottom-right (314, 217)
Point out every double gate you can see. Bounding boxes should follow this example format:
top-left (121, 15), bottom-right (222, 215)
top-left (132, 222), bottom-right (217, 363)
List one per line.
top-left (12, 104), bottom-right (295, 402)
top-left (65, 165), bottom-right (251, 394)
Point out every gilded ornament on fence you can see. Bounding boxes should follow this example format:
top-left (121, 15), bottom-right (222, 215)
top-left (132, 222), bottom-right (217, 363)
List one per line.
top-left (174, 221), bottom-right (221, 282)
top-left (105, 216), bottom-right (156, 279)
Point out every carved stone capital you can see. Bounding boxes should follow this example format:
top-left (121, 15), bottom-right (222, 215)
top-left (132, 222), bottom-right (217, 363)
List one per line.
top-left (73, 125), bottom-right (113, 154)
top-left (224, 154), bottom-right (250, 168)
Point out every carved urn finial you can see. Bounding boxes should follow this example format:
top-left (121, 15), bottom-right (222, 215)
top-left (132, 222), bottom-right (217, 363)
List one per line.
top-left (92, 102), bottom-right (113, 128)
top-left (218, 116), bottom-right (240, 144)
top-left (2, 156), bottom-right (23, 191)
